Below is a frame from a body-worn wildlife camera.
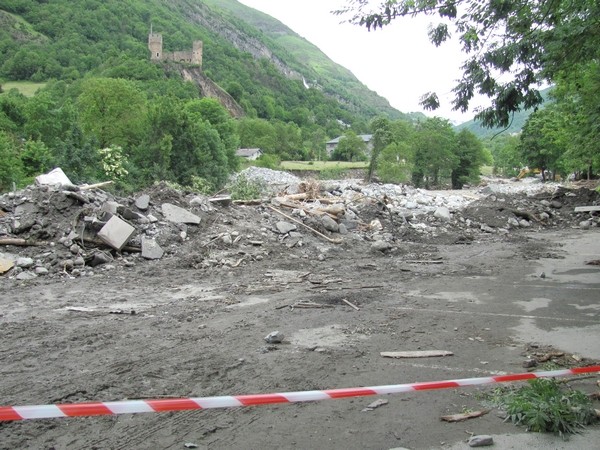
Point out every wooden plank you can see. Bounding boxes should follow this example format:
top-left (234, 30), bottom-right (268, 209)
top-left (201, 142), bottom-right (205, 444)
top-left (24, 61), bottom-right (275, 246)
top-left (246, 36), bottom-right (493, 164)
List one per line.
top-left (381, 350), bottom-right (453, 358)
top-left (574, 206), bottom-right (600, 212)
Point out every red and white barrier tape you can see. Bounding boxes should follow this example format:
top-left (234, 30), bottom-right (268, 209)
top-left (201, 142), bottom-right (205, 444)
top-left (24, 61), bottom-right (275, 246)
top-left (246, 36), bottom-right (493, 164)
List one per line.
top-left (2, 365), bottom-right (599, 421)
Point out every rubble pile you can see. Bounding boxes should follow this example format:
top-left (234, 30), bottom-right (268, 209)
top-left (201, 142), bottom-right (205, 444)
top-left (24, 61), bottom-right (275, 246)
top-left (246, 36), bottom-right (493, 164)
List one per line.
top-left (1, 168), bottom-right (598, 281)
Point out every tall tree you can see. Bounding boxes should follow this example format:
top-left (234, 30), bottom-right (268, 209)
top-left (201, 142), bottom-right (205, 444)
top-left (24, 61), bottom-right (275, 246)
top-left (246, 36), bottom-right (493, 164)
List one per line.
top-left (451, 129), bottom-right (488, 189)
top-left (338, 0), bottom-right (600, 128)
top-left (411, 117), bottom-right (457, 187)
top-left (331, 131), bottom-right (367, 162)
top-left (77, 77), bottom-right (148, 148)
top-left (366, 117), bottom-right (394, 182)
top-left (518, 106), bottom-right (566, 180)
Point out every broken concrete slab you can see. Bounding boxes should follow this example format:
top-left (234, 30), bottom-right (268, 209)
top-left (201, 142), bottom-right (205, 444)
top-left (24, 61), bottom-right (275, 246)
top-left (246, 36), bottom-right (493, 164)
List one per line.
top-left (35, 168), bottom-right (72, 187)
top-left (141, 237), bottom-right (164, 260)
top-left (101, 201), bottom-right (121, 215)
top-left (135, 194), bottom-right (150, 210)
top-left (97, 216), bottom-right (136, 251)
top-left (208, 195), bottom-right (232, 206)
top-left (161, 203), bottom-right (201, 225)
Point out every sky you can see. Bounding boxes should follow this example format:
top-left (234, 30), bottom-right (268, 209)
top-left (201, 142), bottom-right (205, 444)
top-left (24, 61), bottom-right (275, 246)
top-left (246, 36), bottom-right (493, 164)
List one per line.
top-left (236, 0), bottom-right (487, 123)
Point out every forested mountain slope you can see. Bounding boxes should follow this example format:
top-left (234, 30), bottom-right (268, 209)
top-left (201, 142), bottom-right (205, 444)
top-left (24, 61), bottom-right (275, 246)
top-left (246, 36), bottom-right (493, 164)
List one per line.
top-left (0, 0), bottom-right (404, 124)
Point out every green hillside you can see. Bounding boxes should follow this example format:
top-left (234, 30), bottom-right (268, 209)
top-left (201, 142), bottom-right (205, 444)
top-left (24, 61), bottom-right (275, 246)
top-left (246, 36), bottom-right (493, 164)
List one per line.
top-left (0, 0), bottom-right (403, 124)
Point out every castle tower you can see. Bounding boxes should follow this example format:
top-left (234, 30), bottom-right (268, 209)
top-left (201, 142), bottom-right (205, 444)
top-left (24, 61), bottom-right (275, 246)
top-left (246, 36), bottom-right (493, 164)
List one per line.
top-left (148, 30), bottom-right (163, 61)
top-left (192, 40), bottom-right (203, 67)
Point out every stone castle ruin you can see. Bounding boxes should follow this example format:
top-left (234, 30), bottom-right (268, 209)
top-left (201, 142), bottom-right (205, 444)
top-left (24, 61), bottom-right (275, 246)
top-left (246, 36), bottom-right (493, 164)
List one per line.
top-left (148, 29), bottom-right (203, 66)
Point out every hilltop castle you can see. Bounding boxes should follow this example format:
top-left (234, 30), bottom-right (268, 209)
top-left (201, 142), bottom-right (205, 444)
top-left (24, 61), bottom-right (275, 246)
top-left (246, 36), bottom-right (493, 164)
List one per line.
top-left (148, 28), bottom-right (203, 66)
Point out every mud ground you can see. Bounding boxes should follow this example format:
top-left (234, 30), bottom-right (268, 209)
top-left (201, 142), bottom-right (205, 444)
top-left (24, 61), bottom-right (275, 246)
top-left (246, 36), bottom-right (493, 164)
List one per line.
top-left (1, 183), bottom-right (600, 449)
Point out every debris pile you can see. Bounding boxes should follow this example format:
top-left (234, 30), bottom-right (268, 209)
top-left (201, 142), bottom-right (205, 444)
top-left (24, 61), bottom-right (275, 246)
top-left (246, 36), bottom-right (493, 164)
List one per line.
top-left (1, 168), bottom-right (598, 280)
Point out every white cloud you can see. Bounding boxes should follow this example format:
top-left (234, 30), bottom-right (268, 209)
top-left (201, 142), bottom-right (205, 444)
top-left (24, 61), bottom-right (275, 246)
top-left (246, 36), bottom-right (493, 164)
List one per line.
top-left (237, 0), bottom-right (489, 122)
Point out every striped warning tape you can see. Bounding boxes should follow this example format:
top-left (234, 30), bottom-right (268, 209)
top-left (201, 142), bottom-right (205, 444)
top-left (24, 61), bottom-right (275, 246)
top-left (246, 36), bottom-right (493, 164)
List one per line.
top-left (1, 365), bottom-right (599, 421)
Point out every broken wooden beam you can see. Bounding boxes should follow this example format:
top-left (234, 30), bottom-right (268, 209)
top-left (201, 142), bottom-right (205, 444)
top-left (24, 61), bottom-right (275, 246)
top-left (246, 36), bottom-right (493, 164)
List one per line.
top-left (381, 350), bottom-right (454, 358)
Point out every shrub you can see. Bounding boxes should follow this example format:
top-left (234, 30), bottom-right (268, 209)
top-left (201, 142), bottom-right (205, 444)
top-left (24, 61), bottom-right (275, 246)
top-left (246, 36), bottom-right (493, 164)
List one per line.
top-left (491, 378), bottom-right (597, 437)
top-left (228, 174), bottom-right (265, 200)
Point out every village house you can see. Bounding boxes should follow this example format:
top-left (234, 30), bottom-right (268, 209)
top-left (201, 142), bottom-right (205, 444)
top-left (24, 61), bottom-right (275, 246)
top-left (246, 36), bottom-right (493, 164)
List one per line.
top-left (236, 148), bottom-right (263, 160)
top-left (325, 134), bottom-right (373, 156)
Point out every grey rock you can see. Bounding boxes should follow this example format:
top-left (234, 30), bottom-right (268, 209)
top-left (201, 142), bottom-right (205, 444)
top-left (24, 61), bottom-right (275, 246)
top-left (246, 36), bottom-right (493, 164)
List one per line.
top-left (161, 203), bottom-right (201, 225)
top-left (16, 257), bottom-right (35, 268)
top-left (69, 244), bottom-right (81, 255)
top-left (338, 223), bottom-right (348, 235)
top-left (101, 201), bottom-right (121, 215)
top-left (73, 256), bottom-right (85, 267)
top-left (147, 214), bottom-right (158, 223)
top-left (34, 266), bottom-right (49, 275)
top-left (540, 200), bottom-right (551, 207)
top-left (121, 208), bottom-right (144, 221)
top-left (550, 200), bottom-right (563, 209)
top-left (134, 194), bottom-right (150, 210)
top-left (371, 240), bottom-right (392, 253)
top-left (519, 219), bottom-right (531, 228)
top-left (221, 234), bottom-right (233, 245)
top-left (321, 215), bottom-right (339, 232)
top-left (433, 206), bottom-right (451, 221)
top-left (580, 220), bottom-right (592, 230)
top-left (480, 224), bottom-right (495, 233)
top-left (275, 221), bottom-right (297, 234)
top-left (16, 271), bottom-right (37, 281)
top-left (539, 212), bottom-right (550, 220)
top-left (468, 435), bottom-right (494, 447)
top-left (87, 252), bottom-right (112, 267)
top-left (341, 219), bottom-right (359, 231)
top-left (264, 331), bottom-right (284, 344)
top-left (141, 237), bottom-right (164, 260)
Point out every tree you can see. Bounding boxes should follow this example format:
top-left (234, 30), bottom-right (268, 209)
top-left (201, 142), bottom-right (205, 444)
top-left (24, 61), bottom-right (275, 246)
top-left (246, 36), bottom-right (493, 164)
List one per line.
top-left (551, 62), bottom-right (600, 179)
top-left (377, 141), bottom-right (413, 184)
top-left (184, 98), bottom-right (240, 172)
top-left (366, 117), bottom-right (394, 181)
top-left (451, 129), bottom-right (488, 189)
top-left (331, 131), bottom-right (367, 162)
top-left (486, 134), bottom-right (522, 177)
top-left (518, 107), bottom-right (566, 180)
top-left (411, 117), bottom-right (457, 187)
top-left (77, 77), bottom-right (147, 148)
top-left (0, 131), bottom-right (23, 191)
top-left (338, 0), bottom-right (600, 128)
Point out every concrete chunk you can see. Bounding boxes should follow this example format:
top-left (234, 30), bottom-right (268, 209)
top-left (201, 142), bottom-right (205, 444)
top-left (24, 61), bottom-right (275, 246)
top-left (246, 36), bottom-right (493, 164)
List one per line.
top-left (161, 203), bottom-right (201, 225)
top-left (135, 194), bottom-right (150, 210)
top-left (97, 216), bottom-right (135, 250)
top-left (141, 237), bottom-right (164, 260)
top-left (35, 168), bottom-right (72, 187)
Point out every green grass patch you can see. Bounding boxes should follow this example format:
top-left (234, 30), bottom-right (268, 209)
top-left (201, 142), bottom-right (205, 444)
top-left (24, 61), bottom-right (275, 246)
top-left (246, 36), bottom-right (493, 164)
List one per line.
top-left (2, 81), bottom-right (47, 97)
top-left (488, 378), bottom-right (597, 437)
top-left (280, 161), bottom-right (368, 171)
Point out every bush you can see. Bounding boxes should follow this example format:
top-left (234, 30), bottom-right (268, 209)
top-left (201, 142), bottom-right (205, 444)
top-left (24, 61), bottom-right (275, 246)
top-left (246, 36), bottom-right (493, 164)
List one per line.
top-left (491, 378), bottom-right (597, 437)
top-left (228, 174), bottom-right (265, 200)
top-left (253, 153), bottom-right (280, 170)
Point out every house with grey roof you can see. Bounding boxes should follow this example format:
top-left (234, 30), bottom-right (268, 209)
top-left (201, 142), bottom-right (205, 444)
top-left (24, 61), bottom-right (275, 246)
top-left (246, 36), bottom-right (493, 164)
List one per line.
top-left (325, 134), bottom-right (373, 156)
top-left (236, 148), bottom-right (263, 160)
